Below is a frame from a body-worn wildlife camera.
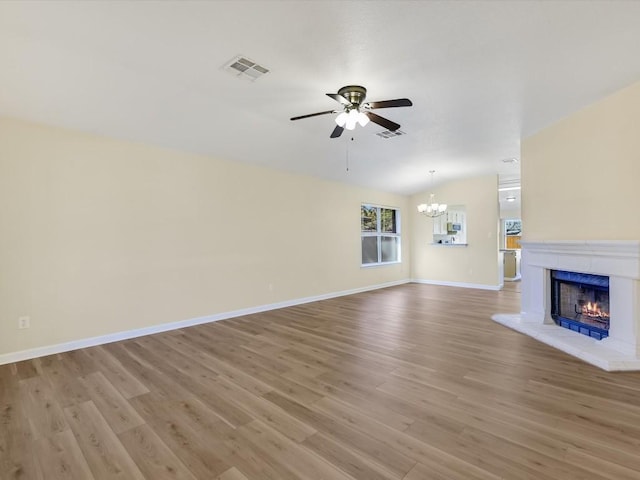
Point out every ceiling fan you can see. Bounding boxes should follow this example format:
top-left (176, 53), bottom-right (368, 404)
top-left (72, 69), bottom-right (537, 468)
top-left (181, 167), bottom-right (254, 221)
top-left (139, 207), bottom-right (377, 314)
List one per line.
top-left (290, 85), bottom-right (413, 138)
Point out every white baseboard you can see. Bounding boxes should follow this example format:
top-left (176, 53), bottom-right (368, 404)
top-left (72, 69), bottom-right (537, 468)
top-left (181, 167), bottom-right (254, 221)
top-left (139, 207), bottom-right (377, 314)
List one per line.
top-left (411, 278), bottom-right (502, 291)
top-left (0, 279), bottom-right (411, 366)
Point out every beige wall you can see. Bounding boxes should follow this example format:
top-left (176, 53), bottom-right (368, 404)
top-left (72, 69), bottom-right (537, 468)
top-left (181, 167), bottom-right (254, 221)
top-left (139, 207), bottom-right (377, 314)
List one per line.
top-left (522, 80), bottom-right (640, 241)
top-left (411, 174), bottom-right (500, 288)
top-left (0, 117), bottom-right (411, 357)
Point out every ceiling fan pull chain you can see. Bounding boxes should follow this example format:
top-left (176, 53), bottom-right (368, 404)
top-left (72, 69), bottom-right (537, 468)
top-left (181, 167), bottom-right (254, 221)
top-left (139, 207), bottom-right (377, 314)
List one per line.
top-left (346, 137), bottom-right (350, 172)
top-left (346, 137), bottom-right (354, 172)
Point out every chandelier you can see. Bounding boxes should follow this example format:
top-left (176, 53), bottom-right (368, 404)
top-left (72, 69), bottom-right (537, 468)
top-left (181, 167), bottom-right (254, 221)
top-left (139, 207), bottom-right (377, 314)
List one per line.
top-left (417, 170), bottom-right (447, 218)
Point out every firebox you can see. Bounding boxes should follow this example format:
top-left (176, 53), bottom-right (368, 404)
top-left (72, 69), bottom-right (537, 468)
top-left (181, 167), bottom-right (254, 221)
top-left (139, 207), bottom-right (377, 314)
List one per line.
top-left (550, 270), bottom-right (610, 340)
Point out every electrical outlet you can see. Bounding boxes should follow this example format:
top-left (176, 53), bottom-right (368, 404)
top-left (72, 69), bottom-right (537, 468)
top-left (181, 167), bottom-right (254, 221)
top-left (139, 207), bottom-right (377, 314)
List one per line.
top-left (18, 316), bottom-right (30, 329)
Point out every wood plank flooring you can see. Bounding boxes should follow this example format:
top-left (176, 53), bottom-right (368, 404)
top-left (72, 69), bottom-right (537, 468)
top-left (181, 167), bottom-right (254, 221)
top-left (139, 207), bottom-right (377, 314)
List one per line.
top-left (3, 282), bottom-right (640, 479)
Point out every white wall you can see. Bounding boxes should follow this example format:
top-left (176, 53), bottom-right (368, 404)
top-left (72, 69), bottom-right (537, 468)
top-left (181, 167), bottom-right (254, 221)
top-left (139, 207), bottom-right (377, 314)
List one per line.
top-left (0, 117), bottom-right (411, 358)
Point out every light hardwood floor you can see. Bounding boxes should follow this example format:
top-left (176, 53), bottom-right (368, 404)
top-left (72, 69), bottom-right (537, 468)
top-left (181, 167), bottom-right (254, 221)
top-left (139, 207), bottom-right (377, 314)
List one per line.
top-left (3, 282), bottom-right (640, 479)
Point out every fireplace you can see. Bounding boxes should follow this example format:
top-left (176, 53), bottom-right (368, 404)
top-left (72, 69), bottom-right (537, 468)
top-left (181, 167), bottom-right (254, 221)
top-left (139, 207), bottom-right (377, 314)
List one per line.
top-left (550, 270), bottom-right (610, 340)
top-left (492, 240), bottom-right (640, 371)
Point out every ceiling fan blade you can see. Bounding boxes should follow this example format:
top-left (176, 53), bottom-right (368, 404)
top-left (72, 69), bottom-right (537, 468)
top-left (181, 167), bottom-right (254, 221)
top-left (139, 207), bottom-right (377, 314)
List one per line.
top-left (365, 98), bottom-right (413, 109)
top-left (326, 93), bottom-right (352, 106)
top-left (330, 125), bottom-right (344, 138)
top-left (365, 111), bottom-right (400, 131)
top-left (290, 110), bottom-right (337, 121)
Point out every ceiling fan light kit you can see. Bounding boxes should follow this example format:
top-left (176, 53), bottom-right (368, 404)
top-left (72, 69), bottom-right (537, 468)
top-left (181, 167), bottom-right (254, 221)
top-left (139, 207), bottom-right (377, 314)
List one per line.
top-left (336, 109), bottom-right (369, 130)
top-left (291, 85), bottom-right (412, 138)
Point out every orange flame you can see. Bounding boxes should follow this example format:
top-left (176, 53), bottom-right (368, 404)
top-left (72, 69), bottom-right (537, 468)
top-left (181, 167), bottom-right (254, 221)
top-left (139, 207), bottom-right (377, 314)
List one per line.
top-left (581, 302), bottom-right (610, 319)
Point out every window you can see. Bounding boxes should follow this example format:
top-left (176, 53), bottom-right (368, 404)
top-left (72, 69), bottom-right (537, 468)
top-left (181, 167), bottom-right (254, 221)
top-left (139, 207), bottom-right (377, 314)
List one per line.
top-left (361, 204), bottom-right (401, 266)
top-left (504, 218), bottom-right (522, 250)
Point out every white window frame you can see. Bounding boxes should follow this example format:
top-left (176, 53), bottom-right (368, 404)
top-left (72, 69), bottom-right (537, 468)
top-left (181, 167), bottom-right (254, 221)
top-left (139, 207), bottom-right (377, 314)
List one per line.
top-left (361, 204), bottom-right (402, 267)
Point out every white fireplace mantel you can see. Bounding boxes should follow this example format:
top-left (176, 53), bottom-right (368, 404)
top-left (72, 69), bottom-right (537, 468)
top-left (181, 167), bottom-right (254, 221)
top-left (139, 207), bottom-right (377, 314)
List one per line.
top-left (493, 240), bottom-right (640, 371)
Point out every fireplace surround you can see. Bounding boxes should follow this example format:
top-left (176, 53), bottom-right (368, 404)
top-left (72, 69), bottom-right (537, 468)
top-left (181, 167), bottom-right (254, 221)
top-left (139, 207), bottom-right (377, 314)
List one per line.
top-left (493, 240), bottom-right (640, 371)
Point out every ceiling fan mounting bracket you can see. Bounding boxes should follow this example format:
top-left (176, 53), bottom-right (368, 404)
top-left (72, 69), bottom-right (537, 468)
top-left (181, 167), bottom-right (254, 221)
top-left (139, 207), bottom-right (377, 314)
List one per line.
top-left (338, 85), bottom-right (367, 106)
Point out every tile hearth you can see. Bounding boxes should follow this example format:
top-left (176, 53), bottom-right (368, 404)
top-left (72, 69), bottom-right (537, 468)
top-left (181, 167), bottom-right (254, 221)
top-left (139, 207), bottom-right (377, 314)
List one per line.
top-left (492, 313), bottom-right (640, 371)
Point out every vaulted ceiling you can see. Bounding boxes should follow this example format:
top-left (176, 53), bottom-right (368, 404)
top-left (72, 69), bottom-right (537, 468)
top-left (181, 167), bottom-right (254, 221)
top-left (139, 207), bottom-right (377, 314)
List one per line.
top-left (1, 1), bottom-right (639, 196)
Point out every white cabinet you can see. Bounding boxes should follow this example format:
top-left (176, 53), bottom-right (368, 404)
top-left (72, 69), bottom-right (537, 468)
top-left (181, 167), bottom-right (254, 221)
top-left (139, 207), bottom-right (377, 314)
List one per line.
top-left (433, 215), bottom-right (447, 234)
top-left (446, 210), bottom-right (465, 226)
top-left (432, 206), bottom-right (467, 244)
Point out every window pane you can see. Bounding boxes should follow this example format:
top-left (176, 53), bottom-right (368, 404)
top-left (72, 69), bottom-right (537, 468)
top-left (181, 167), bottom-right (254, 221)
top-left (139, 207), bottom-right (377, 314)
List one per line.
top-left (361, 205), bottom-right (378, 232)
top-left (381, 236), bottom-right (399, 263)
top-left (361, 236), bottom-right (379, 264)
top-left (381, 208), bottom-right (397, 233)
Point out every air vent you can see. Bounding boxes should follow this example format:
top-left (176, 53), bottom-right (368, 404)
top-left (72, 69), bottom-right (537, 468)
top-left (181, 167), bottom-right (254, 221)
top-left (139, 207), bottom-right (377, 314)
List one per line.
top-left (223, 55), bottom-right (269, 80)
top-left (376, 130), bottom-right (406, 138)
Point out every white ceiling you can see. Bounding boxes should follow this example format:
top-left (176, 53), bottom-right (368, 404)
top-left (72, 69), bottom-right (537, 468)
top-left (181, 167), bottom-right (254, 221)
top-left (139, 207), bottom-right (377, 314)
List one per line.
top-left (1, 1), bottom-right (640, 196)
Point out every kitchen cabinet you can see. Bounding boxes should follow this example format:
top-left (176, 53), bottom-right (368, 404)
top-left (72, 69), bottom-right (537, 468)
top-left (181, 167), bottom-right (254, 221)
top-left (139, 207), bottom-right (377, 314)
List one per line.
top-left (504, 250), bottom-right (516, 278)
top-left (432, 206), bottom-right (467, 244)
top-left (433, 215), bottom-right (447, 234)
top-left (502, 249), bottom-right (521, 279)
